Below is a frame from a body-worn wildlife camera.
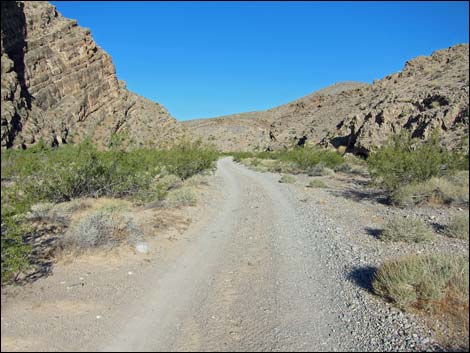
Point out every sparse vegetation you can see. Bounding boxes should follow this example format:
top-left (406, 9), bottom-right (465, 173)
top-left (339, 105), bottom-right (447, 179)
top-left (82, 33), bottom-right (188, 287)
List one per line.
top-left (379, 216), bottom-right (435, 243)
top-left (367, 131), bottom-right (468, 194)
top-left (307, 162), bottom-right (335, 176)
top-left (59, 208), bottom-right (142, 253)
top-left (446, 214), bottom-right (469, 240)
top-left (231, 146), bottom-right (344, 174)
top-left (373, 254), bottom-right (469, 314)
top-left (307, 179), bottom-right (327, 188)
top-left (279, 175), bottom-right (296, 184)
top-left (166, 187), bottom-right (197, 207)
top-left (391, 172), bottom-right (469, 207)
top-left (1, 139), bottom-right (217, 283)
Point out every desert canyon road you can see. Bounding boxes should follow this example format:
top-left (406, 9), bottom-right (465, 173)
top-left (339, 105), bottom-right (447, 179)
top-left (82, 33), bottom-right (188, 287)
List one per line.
top-left (2, 157), bottom-right (435, 352)
top-left (99, 157), bottom-right (341, 351)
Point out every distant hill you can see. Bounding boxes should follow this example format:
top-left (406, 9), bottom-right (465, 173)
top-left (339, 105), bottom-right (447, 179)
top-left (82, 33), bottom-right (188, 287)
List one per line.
top-left (184, 44), bottom-right (469, 154)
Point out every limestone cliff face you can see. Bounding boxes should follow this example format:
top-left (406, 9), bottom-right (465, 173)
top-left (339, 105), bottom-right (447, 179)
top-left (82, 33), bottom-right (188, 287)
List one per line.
top-left (1, 1), bottom-right (182, 149)
top-left (184, 45), bottom-right (469, 154)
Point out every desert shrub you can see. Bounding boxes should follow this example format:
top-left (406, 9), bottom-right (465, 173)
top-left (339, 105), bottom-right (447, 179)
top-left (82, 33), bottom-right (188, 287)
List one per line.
top-left (156, 174), bottom-right (182, 191)
top-left (333, 162), bottom-right (353, 173)
top-left (231, 151), bottom-right (254, 162)
top-left (307, 179), bottom-right (327, 188)
top-left (60, 209), bottom-right (142, 252)
top-left (163, 140), bottom-right (218, 179)
top-left (279, 175), bottom-right (296, 183)
top-left (368, 131), bottom-right (468, 192)
top-left (184, 174), bottom-right (209, 187)
top-left (446, 214), bottom-right (469, 240)
top-left (276, 147), bottom-right (344, 171)
top-left (373, 254), bottom-right (469, 311)
top-left (166, 187), bottom-right (197, 207)
top-left (1, 139), bottom-right (217, 277)
top-left (259, 159), bottom-right (282, 172)
top-left (379, 216), bottom-right (435, 243)
top-left (391, 172), bottom-right (469, 207)
top-left (28, 202), bottom-right (55, 219)
top-left (307, 162), bottom-right (335, 176)
top-left (1, 213), bottom-right (32, 283)
top-left (229, 147), bottom-right (344, 174)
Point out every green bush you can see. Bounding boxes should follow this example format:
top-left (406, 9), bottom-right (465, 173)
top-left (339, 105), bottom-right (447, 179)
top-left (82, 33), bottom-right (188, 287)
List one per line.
top-left (0, 139), bottom-right (218, 282)
top-left (230, 147), bottom-right (344, 173)
top-left (1, 213), bottom-right (32, 282)
top-left (163, 141), bottom-right (218, 179)
top-left (379, 216), bottom-right (435, 243)
top-left (368, 131), bottom-right (468, 192)
top-left (231, 151), bottom-right (255, 162)
top-left (276, 147), bottom-right (344, 171)
top-left (373, 254), bottom-right (469, 311)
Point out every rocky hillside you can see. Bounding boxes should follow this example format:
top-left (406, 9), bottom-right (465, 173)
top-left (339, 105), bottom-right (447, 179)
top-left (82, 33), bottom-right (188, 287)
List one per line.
top-left (1, 1), bottom-right (182, 149)
top-left (184, 45), bottom-right (469, 154)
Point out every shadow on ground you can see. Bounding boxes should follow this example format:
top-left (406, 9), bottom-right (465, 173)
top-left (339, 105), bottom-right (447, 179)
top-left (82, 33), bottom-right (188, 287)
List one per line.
top-left (18, 225), bottom-right (62, 284)
top-left (347, 266), bottom-right (377, 293)
top-left (327, 177), bottom-right (390, 205)
top-left (365, 227), bottom-right (382, 240)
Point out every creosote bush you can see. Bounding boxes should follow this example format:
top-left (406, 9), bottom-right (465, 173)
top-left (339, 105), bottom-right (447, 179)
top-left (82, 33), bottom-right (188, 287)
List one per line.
top-left (1, 139), bottom-right (217, 283)
top-left (230, 146), bottom-right (344, 174)
top-left (368, 131), bottom-right (468, 193)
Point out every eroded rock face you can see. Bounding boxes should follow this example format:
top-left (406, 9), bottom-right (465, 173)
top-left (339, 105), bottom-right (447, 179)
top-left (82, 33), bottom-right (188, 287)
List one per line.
top-left (184, 45), bottom-right (469, 153)
top-left (1, 1), bottom-right (182, 149)
top-left (324, 44), bottom-right (469, 155)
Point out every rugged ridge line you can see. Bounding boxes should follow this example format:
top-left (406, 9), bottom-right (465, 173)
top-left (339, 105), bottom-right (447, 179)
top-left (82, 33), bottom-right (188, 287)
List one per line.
top-left (184, 45), bottom-right (469, 154)
top-left (1, 1), bottom-right (182, 149)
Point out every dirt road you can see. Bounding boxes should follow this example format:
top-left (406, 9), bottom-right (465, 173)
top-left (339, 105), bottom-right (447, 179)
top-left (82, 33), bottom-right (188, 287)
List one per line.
top-left (1, 158), bottom-right (436, 352)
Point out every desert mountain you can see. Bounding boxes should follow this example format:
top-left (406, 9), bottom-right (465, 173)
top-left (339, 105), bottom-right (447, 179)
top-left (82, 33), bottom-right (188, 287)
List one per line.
top-left (184, 45), bottom-right (469, 154)
top-left (1, 1), bottom-right (182, 149)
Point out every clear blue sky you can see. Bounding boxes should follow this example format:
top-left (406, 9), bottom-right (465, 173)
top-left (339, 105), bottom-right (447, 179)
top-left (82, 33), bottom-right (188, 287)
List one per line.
top-left (52, 1), bottom-right (469, 121)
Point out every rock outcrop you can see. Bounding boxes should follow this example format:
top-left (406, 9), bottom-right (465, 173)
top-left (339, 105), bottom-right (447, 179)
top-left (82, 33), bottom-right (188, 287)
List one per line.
top-left (1, 1), bottom-right (182, 149)
top-left (184, 45), bottom-right (469, 154)
top-left (322, 45), bottom-right (469, 155)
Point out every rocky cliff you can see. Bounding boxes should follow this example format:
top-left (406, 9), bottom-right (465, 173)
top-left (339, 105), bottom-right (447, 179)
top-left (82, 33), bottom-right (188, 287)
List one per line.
top-left (184, 45), bottom-right (469, 154)
top-left (1, 1), bottom-right (182, 149)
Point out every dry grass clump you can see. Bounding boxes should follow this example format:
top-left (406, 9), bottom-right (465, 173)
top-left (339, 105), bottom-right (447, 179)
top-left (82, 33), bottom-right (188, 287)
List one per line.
top-left (59, 209), bottom-right (142, 253)
top-left (373, 254), bottom-right (469, 309)
top-left (307, 179), bottom-right (327, 188)
top-left (279, 174), bottom-right (296, 184)
top-left (446, 213), bottom-right (469, 240)
top-left (379, 216), bottom-right (435, 243)
top-left (391, 172), bottom-right (469, 207)
top-left (307, 162), bottom-right (335, 177)
top-left (156, 174), bottom-right (182, 191)
top-left (28, 202), bottom-right (55, 220)
top-left (166, 187), bottom-right (197, 208)
top-left (27, 199), bottom-right (91, 225)
top-left (184, 174), bottom-right (209, 187)
top-left (373, 254), bottom-right (469, 350)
